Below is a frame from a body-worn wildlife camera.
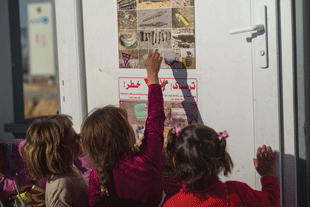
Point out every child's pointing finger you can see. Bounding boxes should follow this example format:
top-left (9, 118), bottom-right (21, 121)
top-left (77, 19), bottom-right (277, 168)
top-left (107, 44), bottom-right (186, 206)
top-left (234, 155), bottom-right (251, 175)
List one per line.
top-left (257, 147), bottom-right (262, 159)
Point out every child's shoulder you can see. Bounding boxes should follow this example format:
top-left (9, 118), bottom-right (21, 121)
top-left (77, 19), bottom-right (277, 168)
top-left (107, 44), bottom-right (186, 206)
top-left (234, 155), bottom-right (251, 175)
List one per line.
top-left (89, 168), bottom-right (100, 183)
top-left (163, 191), bottom-right (184, 207)
top-left (225, 180), bottom-right (252, 194)
top-left (74, 154), bottom-right (94, 182)
top-left (47, 175), bottom-right (73, 190)
top-left (164, 189), bottom-right (223, 207)
top-left (90, 168), bottom-right (98, 175)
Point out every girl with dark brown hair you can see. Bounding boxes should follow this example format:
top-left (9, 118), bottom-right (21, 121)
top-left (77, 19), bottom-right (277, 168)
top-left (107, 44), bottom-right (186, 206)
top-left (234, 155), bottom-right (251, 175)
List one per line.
top-left (163, 124), bottom-right (280, 207)
top-left (22, 115), bottom-right (89, 207)
top-left (81, 53), bottom-right (166, 207)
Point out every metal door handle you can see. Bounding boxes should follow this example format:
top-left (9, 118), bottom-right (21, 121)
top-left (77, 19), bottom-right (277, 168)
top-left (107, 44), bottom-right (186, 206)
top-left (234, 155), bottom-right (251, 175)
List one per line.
top-left (229, 5), bottom-right (268, 68)
top-left (229, 24), bottom-right (264, 35)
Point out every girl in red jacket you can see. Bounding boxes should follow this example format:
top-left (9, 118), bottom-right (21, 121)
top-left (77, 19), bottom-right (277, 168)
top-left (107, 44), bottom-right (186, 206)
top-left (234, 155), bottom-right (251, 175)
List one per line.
top-left (163, 124), bottom-right (279, 207)
top-left (81, 53), bottom-right (166, 207)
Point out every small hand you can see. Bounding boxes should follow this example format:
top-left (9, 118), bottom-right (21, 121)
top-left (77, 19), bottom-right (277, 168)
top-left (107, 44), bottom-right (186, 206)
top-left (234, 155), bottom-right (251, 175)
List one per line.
top-left (146, 52), bottom-right (163, 85)
top-left (253, 145), bottom-right (277, 177)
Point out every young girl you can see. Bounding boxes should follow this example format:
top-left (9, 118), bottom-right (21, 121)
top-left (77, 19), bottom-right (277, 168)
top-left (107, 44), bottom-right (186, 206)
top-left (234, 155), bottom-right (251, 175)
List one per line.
top-left (0, 139), bottom-right (47, 207)
top-left (81, 53), bottom-right (165, 207)
top-left (163, 124), bottom-right (280, 207)
top-left (22, 115), bottom-right (89, 207)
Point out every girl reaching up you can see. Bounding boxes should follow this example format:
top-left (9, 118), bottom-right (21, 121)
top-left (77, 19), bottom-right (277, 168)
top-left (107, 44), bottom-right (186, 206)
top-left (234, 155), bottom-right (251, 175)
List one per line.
top-left (81, 53), bottom-right (166, 207)
top-left (163, 124), bottom-right (279, 207)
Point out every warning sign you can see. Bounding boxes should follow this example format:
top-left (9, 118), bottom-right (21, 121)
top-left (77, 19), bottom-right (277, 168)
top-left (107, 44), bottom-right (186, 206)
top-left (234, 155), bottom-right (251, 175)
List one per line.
top-left (119, 77), bottom-right (198, 102)
top-left (122, 52), bottom-right (132, 66)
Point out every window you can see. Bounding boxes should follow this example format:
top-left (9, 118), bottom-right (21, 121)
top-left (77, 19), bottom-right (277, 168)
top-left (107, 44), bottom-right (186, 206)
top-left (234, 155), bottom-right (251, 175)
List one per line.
top-left (21, 0), bottom-right (59, 119)
top-left (4, 0), bottom-right (59, 138)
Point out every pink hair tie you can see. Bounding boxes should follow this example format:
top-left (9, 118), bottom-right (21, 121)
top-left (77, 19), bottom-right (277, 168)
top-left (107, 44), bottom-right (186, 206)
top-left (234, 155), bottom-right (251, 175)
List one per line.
top-left (217, 130), bottom-right (229, 140)
top-left (171, 126), bottom-right (182, 136)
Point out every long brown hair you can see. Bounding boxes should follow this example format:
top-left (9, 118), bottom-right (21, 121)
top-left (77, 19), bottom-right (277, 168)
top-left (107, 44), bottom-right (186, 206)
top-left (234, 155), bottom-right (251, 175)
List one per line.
top-left (22, 115), bottom-right (74, 181)
top-left (80, 105), bottom-right (137, 194)
top-left (166, 124), bottom-right (233, 192)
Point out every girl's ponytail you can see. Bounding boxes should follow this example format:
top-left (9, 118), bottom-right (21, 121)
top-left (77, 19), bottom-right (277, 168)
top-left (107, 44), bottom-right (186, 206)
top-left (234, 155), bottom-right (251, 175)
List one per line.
top-left (219, 138), bottom-right (233, 176)
top-left (94, 166), bottom-right (112, 207)
top-left (97, 166), bottom-right (109, 196)
top-left (166, 127), bottom-right (179, 164)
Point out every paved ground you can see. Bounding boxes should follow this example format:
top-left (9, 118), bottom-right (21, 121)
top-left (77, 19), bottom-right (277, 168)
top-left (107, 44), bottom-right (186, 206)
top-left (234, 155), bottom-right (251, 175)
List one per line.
top-left (23, 76), bottom-right (59, 119)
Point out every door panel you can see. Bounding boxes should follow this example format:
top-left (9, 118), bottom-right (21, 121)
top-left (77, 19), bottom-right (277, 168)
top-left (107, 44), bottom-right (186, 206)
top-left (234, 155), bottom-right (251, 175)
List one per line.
top-left (61, 0), bottom-right (296, 205)
top-left (196, 0), bottom-right (255, 187)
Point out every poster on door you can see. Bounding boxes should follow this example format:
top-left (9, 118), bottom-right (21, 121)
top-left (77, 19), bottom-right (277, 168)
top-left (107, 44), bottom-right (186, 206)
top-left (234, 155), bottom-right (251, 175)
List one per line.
top-left (119, 77), bottom-right (198, 146)
top-left (117, 0), bottom-right (196, 69)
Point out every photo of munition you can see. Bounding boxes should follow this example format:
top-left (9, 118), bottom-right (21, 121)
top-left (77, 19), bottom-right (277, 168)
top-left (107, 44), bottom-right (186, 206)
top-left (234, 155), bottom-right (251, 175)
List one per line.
top-left (143, 10), bottom-right (167, 22)
top-left (181, 48), bottom-right (195, 69)
top-left (172, 0), bottom-right (194, 7)
top-left (118, 10), bottom-right (137, 29)
top-left (139, 0), bottom-right (167, 2)
top-left (173, 33), bottom-right (195, 48)
top-left (118, 0), bottom-right (137, 10)
top-left (185, 51), bottom-right (192, 67)
top-left (137, 0), bottom-right (171, 10)
top-left (120, 34), bottom-right (137, 48)
top-left (175, 13), bottom-right (189, 26)
top-left (138, 30), bottom-right (171, 48)
top-left (172, 33), bottom-right (195, 41)
top-left (158, 49), bottom-right (182, 69)
top-left (137, 8), bottom-right (171, 29)
top-left (172, 7), bottom-right (195, 28)
top-left (139, 22), bottom-right (168, 28)
top-left (172, 28), bottom-right (195, 49)
top-left (119, 30), bottom-right (138, 50)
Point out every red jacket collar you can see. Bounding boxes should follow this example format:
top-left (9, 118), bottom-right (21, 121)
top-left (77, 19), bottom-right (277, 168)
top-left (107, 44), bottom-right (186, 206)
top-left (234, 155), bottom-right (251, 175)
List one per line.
top-left (181, 179), bottom-right (222, 193)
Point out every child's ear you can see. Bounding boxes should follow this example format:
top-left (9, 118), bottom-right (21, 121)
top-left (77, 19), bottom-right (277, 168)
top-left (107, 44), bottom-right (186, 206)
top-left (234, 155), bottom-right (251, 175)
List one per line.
top-left (0, 144), bottom-right (6, 179)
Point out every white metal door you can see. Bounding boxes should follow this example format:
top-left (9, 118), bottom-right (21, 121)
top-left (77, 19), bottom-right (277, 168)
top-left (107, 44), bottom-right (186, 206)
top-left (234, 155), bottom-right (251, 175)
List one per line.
top-left (81, 0), bottom-right (279, 199)
top-left (194, 0), bottom-right (281, 191)
top-left (56, 0), bottom-right (296, 205)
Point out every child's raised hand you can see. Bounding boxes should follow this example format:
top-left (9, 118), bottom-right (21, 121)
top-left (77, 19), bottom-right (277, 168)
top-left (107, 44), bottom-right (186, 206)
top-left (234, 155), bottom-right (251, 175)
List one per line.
top-left (146, 53), bottom-right (163, 85)
top-left (253, 145), bottom-right (277, 177)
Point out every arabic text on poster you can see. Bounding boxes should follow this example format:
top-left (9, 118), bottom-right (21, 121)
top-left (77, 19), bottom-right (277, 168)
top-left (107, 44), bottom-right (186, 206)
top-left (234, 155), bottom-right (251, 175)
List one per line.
top-left (119, 77), bottom-right (198, 102)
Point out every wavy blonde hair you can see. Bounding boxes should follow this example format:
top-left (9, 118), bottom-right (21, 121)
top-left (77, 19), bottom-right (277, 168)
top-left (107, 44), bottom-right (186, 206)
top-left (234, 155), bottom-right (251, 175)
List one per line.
top-left (22, 115), bottom-right (74, 181)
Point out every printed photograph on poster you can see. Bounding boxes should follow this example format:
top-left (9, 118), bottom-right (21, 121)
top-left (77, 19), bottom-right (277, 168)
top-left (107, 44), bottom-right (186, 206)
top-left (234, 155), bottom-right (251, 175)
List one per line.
top-left (117, 0), bottom-right (196, 69)
top-left (149, 48), bottom-right (182, 69)
top-left (181, 48), bottom-right (195, 69)
top-left (138, 50), bottom-right (149, 68)
top-left (137, 48), bottom-right (182, 69)
top-left (137, 0), bottom-right (171, 10)
top-left (172, 28), bottom-right (195, 49)
top-left (118, 0), bottom-right (137, 10)
top-left (172, 0), bottom-right (194, 7)
top-left (137, 8), bottom-right (171, 29)
top-left (171, 7), bottom-right (195, 28)
top-left (120, 101), bottom-right (194, 127)
top-left (138, 29), bottom-right (172, 49)
top-left (119, 30), bottom-right (138, 50)
top-left (120, 100), bottom-right (197, 145)
top-left (118, 10), bottom-right (137, 29)
top-left (119, 50), bottom-right (139, 68)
